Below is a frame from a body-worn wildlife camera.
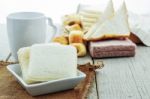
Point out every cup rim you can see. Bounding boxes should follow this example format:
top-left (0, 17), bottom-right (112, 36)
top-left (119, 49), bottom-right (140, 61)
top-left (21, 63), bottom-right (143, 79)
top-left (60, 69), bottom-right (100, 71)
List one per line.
top-left (7, 12), bottom-right (45, 20)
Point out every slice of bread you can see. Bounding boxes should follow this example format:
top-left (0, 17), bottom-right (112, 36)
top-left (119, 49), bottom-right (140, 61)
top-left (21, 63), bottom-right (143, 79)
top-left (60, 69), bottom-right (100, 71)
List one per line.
top-left (83, 0), bottom-right (114, 40)
top-left (69, 30), bottom-right (84, 44)
top-left (18, 47), bottom-right (35, 83)
top-left (18, 43), bottom-right (78, 84)
top-left (88, 2), bottom-right (130, 41)
top-left (27, 44), bottom-right (77, 82)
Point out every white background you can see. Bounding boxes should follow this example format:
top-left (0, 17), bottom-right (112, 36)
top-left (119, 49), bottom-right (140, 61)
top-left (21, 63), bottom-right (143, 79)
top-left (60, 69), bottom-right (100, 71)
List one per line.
top-left (0, 0), bottom-right (150, 24)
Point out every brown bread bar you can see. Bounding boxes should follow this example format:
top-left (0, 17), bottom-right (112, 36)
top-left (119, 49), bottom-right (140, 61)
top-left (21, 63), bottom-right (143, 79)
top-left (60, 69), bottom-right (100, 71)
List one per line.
top-left (89, 38), bottom-right (136, 58)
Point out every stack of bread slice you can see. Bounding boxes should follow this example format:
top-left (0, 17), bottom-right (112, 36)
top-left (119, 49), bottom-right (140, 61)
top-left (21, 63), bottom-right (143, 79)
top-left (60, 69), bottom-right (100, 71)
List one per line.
top-left (77, 4), bottom-right (102, 31)
top-left (84, 1), bottom-right (130, 41)
top-left (84, 0), bottom-right (115, 40)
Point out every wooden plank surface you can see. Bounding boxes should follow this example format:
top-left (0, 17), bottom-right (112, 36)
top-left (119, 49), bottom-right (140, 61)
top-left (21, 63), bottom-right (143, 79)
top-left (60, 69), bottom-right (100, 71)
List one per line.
top-left (78, 55), bottom-right (98, 99)
top-left (94, 46), bottom-right (150, 99)
top-left (87, 77), bottom-right (98, 99)
top-left (126, 46), bottom-right (150, 99)
top-left (78, 52), bottom-right (105, 99)
top-left (78, 55), bottom-right (93, 65)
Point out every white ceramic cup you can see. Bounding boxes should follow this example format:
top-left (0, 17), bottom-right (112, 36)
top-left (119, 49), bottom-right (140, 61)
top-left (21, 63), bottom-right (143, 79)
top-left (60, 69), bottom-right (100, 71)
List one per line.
top-left (7, 12), bottom-right (56, 60)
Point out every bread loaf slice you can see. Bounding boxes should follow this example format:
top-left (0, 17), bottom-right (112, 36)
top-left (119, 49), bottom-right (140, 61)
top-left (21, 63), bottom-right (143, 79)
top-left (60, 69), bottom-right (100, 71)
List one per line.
top-left (88, 2), bottom-right (130, 41)
top-left (84, 0), bottom-right (115, 40)
top-left (18, 43), bottom-right (77, 84)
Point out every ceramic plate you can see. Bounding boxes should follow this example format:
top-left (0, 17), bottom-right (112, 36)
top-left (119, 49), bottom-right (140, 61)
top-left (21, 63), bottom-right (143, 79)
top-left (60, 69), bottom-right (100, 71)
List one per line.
top-left (7, 64), bottom-right (86, 96)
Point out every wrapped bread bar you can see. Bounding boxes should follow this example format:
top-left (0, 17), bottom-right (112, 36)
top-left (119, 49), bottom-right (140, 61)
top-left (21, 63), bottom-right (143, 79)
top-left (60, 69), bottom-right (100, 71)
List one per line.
top-left (89, 38), bottom-right (136, 58)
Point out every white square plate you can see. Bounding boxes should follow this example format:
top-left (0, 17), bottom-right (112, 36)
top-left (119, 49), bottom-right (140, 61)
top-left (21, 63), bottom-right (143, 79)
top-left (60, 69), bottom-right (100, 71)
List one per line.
top-left (7, 64), bottom-right (86, 96)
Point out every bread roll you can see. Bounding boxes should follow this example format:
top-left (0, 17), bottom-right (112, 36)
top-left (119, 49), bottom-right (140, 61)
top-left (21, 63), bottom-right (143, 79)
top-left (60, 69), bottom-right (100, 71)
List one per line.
top-left (52, 35), bottom-right (69, 45)
top-left (65, 24), bottom-right (82, 32)
top-left (69, 30), bottom-right (84, 43)
top-left (71, 43), bottom-right (87, 57)
top-left (62, 14), bottom-right (81, 26)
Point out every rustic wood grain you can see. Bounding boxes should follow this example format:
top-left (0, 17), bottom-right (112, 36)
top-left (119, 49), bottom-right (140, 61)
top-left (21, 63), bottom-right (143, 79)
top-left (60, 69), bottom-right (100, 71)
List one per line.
top-left (94, 46), bottom-right (150, 99)
top-left (127, 46), bottom-right (150, 99)
top-left (78, 55), bottom-right (98, 99)
top-left (78, 55), bottom-right (93, 65)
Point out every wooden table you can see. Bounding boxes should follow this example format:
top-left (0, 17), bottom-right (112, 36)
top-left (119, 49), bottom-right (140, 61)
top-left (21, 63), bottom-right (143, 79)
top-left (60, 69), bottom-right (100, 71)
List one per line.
top-left (1, 24), bottom-right (150, 99)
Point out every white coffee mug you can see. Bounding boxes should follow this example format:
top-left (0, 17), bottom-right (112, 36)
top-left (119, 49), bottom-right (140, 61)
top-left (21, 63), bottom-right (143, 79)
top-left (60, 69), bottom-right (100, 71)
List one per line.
top-left (7, 12), bottom-right (56, 60)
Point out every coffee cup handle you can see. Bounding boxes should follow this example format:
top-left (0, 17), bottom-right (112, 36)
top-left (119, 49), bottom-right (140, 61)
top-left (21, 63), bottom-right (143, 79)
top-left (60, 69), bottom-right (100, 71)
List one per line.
top-left (47, 17), bottom-right (57, 39)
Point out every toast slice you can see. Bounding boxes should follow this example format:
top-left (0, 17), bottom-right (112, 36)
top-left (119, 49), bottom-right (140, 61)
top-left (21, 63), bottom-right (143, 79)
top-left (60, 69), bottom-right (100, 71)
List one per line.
top-left (83, 0), bottom-right (114, 40)
top-left (18, 43), bottom-right (78, 84)
top-left (88, 2), bottom-right (130, 41)
top-left (18, 47), bottom-right (35, 83)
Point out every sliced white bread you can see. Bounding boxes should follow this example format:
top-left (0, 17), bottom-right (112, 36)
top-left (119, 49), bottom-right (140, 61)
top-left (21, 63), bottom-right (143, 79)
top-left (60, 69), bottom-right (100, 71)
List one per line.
top-left (79, 10), bottom-right (101, 19)
top-left (18, 43), bottom-right (77, 84)
top-left (18, 47), bottom-right (35, 83)
top-left (78, 4), bottom-right (102, 31)
top-left (84, 0), bottom-right (114, 40)
top-left (88, 2), bottom-right (130, 41)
